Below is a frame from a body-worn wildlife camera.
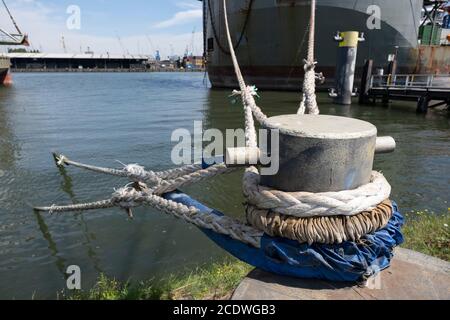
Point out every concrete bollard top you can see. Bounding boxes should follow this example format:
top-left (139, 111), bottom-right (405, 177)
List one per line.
top-left (261, 114), bottom-right (379, 192)
top-left (264, 114), bottom-right (377, 140)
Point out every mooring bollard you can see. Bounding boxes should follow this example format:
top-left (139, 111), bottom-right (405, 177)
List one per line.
top-left (226, 115), bottom-right (396, 192)
top-left (331, 31), bottom-right (365, 105)
top-left (259, 114), bottom-right (395, 193)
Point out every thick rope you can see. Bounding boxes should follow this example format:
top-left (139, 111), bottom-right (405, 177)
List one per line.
top-left (35, 187), bottom-right (262, 248)
top-left (114, 188), bottom-right (262, 248)
top-left (54, 153), bottom-right (237, 195)
top-left (40, 155), bottom-right (259, 246)
top-left (207, 0), bottom-right (254, 55)
top-left (152, 163), bottom-right (239, 195)
top-left (243, 166), bottom-right (391, 218)
top-left (54, 153), bottom-right (204, 185)
top-left (35, 200), bottom-right (115, 213)
top-left (222, 0), bottom-right (270, 151)
top-left (246, 200), bottom-right (393, 245)
top-left (298, 0), bottom-right (319, 115)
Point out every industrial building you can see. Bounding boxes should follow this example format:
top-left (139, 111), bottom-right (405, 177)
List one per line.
top-left (6, 52), bottom-right (152, 71)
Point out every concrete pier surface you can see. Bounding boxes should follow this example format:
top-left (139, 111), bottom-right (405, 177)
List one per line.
top-left (232, 248), bottom-right (450, 300)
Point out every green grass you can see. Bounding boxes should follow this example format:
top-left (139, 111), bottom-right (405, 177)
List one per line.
top-left (68, 209), bottom-right (449, 300)
top-left (402, 209), bottom-right (450, 262)
top-left (68, 259), bottom-right (252, 300)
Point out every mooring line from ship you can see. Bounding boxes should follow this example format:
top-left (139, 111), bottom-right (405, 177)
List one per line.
top-left (286, 20), bottom-right (310, 85)
top-left (409, 0), bottom-right (419, 43)
top-left (35, 190), bottom-right (263, 248)
top-left (207, 0), bottom-right (254, 55)
top-left (298, 0), bottom-right (319, 115)
top-left (53, 153), bottom-right (206, 186)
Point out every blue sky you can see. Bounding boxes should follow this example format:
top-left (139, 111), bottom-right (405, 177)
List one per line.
top-left (1, 0), bottom-right (204, 57)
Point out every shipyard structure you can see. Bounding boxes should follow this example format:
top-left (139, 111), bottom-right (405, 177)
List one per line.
top-left (202, 0), bottom-right (449, 90)
top-left (6, 53), bottom-right (150, 71)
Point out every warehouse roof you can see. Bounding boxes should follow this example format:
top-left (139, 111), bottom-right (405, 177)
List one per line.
top-left (5, 53), bottom-right (152, 60)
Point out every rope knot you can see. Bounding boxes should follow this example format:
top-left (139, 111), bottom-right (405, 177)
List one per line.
top-left (112, 186), bottom-right (142, 209)
top-left (229, 85), bottom-right (260, 105)
top-left (123, 164), bottom-right (161, 185)
top-left (124, 164), bottom-right (146, 176)
top-left (48, 204), bottom-right (57, 215)
top-left (303, 59), bottom-right (317, 71)
top-left (56, 155), bottom-right (67, 167)
top-left (245, 85), bottom-right (260, 98)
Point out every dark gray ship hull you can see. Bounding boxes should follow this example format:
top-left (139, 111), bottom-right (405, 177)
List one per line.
top-left (0, 57), bottom-right (10, 85)
top-left (204, 0), bottom-right (424, 90)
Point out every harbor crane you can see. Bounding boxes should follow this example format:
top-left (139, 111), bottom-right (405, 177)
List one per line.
top-left (184, 27), bottom-right (196, 58)
top-left (0, 0), bottom-right (29, 46)
top-left (190, 26), bottom-right (196, 56)
top-left (145, 35), bottom-right (157, 57)
top-left (61, 36), bottom-right (67, 53)
top-left (115, 33), bottom-right (129, 55)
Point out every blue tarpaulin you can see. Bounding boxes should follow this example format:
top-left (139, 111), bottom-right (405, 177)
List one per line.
top-left (164, 191), bottom-right (404, 282)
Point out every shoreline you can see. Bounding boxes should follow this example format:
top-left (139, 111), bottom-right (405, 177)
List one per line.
top-left (10, 68), bottom-right (205, 73)
top-left (66, 210), bottom-right (449, 300)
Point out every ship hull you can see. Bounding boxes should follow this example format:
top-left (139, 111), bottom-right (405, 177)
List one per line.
top-left (0, 57), bottom-right (11, 85)
top-left (0, 69), bottom-right (8, 85)
top-left (204, 0), bottom-right (424, 90)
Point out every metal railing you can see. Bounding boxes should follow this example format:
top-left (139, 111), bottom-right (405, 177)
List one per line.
top-left (370, 74), bottom-right (450, 89)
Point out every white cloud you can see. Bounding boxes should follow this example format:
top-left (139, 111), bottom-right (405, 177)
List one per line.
top-left (153, 9), bottom-right (202, 29)
top-left (176, 1), bottom-right (202, 10)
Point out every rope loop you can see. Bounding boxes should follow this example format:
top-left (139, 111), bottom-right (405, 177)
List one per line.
top-left (243, 167), bottom-right (392, 218)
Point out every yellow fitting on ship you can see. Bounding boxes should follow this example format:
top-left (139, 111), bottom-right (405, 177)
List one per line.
top-left (339, 31), bottom-right (360, 48)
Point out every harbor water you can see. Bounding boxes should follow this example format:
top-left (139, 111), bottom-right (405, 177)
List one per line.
top-left (0, 72), bottom-right (449, 299)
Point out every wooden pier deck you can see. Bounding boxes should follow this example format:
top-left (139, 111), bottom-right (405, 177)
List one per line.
top-left (361, 73), bottom-right (450, 113)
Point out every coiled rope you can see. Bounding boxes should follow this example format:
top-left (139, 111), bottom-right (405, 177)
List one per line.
top-left (247, 200), bottom-right (393, 245)
top-left (35, 0), bottom-right (393, 248)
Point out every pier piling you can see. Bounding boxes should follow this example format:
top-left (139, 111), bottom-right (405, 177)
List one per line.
top-left (331, 31), bottom-right (364, 105)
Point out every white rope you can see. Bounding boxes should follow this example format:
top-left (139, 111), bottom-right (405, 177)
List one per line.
top-left (243, 166), bottom-right (391, 218)
top-left (50, 154), bottom-right (392, 219)
top-left (111, 187), bottom-right (262, 248)
top-left (54, 153), bottom-right (238, 195)
top-left (54, 153), bottom-right (203, 185)
top-left (35, 199), bottom-right (115, 213)
top-left (151, 163), bottom-right (238, 195)
top-left (36, 186), bottom-right (263, 248)
top-left (298, 0), bottom-right (320, 115)
top-left (222, 0), bottom-right (269, 150)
